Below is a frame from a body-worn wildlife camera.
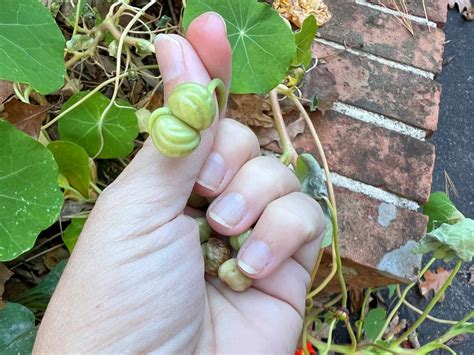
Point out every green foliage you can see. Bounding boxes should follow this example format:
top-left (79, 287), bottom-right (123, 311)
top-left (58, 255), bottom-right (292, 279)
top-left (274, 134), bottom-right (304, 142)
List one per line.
top-left (423, 191), bottom-right (464, 232)
top-left (63, 218), bottom-right (87, 253)
top-left (48, 141), bottom-right (91, 198)
top-left (386, 284), bottom-right (396, 299)
top-left (12, 260), bottom-right (67, 315)
top-left (295, 153), bottom-right (332, 247)
top-left (363, 308), bottom-right (386, 341)
top-left (183, 0), bottom-right (296, 94)
top-left (58, 91), bottom-right (139, 159)
top-left (0, 0), bottom-right (65, 94)
top-left (0, 302), bottom-right (37, 354)
top-left (413, 218), bottom-right (474, 262)
top-left (292, 15), bottom-right (318, 68)
top-left (0, 121), bottom-right (63, 262)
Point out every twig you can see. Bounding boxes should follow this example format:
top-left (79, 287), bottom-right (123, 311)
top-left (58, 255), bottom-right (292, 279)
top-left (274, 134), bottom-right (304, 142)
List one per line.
top-left (167, 0), bottom-right (178, 25)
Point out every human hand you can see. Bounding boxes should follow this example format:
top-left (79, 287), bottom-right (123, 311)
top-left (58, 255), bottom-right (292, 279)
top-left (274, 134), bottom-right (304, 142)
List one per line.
top-left (34, 12), bottom-right (325, 354)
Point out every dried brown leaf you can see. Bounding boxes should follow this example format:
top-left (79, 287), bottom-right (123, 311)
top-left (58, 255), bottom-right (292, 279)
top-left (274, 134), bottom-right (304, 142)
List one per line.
top-left (300, 66), bottom-right (339, 114)
top-left (257, 114), bottom-right (305, 147)
top-left (348, 287), bottom-right (364, 313)
top-left (419, 267), bottom-right (451, 302)
top-left (43, 247), bottom-right (69, 271)
top-left (0, 80), bottom-right (13, 104)
top-left (0, 263), bottom-right (14, 309)
top-left (4, 99), bottom-right (49, 139)
top-left (273, 0), bottom-right (332, 28)
top-left (448, 0), bottom-right (474, 20)
top-left (227, 94), bottom-right (275, 128)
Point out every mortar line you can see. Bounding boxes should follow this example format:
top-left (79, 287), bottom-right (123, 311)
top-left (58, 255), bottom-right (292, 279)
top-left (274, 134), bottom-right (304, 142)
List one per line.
top-left (355, 0), bottom-right (437, 28)
top-left (315, 38), bottom-right (435, 79)
top-left (331, 102), bottom-right (427, 141)
top-left (329, 172), bottom-right (420, 211)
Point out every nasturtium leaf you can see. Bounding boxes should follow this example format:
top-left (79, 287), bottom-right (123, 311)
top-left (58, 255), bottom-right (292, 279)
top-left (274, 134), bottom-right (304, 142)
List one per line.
top-left (58, 91), bottom-right (139, 158)
top-left (63, 218), bottom-right (87, 253)
top-left (183, 0), bottom-right (296, 94)
top-left (413, 218), bottom-right (474, 262)
top-left (12, 260), bottom-right (66, 315)
top-left (423, 192), bottom-right (464, 232)
top-left (48, 141), bottom-right (91, 198)
top-left (386, 284), bottom-right (396, 298)
top-left (292, 15), bottom-right (317, 68)
top-left (0, 302), bottom-right (37, 354)
top-left (363, 307), bottom-right (386, 341)
top-left (0, 0), bottom-right (65, 94)
top-left (0, 121), bottom-right (63, 262)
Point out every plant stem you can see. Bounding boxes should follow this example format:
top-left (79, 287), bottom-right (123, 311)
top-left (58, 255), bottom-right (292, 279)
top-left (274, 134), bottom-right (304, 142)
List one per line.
top-left (357, 287), bottom-right (372, 340)
top-left (285, 92), bottom-right (347, 306)
top-left (396, 284), bottom-right (472, 325)
top-left (306, 200), bottom-right (337, 299)
top-left (344, 316), bottom-right (358, 352)
top-left (375, 257), bottom-right (436, 341)
top-left (319, 318), bottom-right (337, 355)
top-left (72, 0), bottom-right (82, 37)
top-left (269, 89), bottom-right (297, 166)
top-left (391, 259), bottom-right (463, 347)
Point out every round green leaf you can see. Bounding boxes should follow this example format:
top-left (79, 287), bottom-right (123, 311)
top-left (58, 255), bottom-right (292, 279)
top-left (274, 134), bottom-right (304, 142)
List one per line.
top-left (58, 91), bottom-right (139, 159)
top-left (363, 307), bottom-right (386, 341)
top-left (183, 0), bottom-right (296, 94)
top-left (0, 302), bottom-right (37, 354)
top-left (423, 191), bottom-right (464, 232)
top-left (48, 140), bottom-right (91, 198)
top-left (0, 0), bottom-right (65, 94)
top-left (63, 218), bottom-right (87, 253)
top-left (0, 121), bottom-right (63, 262)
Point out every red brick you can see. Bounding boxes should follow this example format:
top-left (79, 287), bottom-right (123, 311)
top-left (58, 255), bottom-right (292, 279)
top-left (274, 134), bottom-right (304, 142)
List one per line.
top-left (367, 0), bottom-right (449, 27)
top-left (313, 43), bottom-right (441, 132)
top-left (293, 110), bottom-right (435, 203)
top-left (320, 0), bottom-right (445, 73)
top-left (314, 187), bottom-right (428, 290)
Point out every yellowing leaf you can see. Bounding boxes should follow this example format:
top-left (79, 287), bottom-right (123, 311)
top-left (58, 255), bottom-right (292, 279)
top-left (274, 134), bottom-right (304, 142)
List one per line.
top-left (419, 267), bottom-right (451, 302)
top-left (273, 0), bottom-right (332, 28)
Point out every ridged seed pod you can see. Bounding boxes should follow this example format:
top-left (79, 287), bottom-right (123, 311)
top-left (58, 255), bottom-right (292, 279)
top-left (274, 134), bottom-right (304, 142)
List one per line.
top-left (203, 238), bottom-right (231, 276)
top-left (167, 82), bottom-right (216, 130)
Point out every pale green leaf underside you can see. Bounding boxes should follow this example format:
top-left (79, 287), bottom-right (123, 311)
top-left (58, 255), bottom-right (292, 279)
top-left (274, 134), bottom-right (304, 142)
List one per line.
top-left (48, 140), bottom-right (91, 198)
top-left (58, 91), bottom-right (139, 159)
top-left (0, 0), bottom-right (65, 94)
top-left (183, 0), bottom-right (296, 94)
top-left (0, 121), bottom-right (63, 261)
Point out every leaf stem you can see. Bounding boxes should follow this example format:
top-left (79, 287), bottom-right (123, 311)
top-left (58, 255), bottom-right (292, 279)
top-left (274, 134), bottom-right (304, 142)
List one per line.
top-left (375, 257), bottom-right (436, 341)
top-left (391, 259), bottom-right (463, 347)
top-left (396, 284), bottom-right (472, 325)
top-left (269, 89), bottom-right (297, 166)
top-left (357, 287), bottom-right (372, 340)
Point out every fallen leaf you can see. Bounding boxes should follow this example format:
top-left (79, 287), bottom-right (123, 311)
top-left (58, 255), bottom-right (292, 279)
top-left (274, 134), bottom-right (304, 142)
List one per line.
top-left (349, 287), bottom-right (364, 313)
top-left (383, 314), bottom-right (407, 339)
top-left (0, 80), bottom-right (13, 104)
top-left (257, 114), bottom-right (306, 147)
top-left (4, 99), bottom-right (49, 139)
top-left (448, 0), bottom-right (474, 20)
top-left (273, 0), bottom-right (332, 28)
top-left (227, 94), bottom-right (274, 128)
top-left (300, 66), bottom-right (339, 114)
top-left (43, 247), bottom-right (69, 271)
top-left (0, 264), bottom-right (14, 309)
top-left (419, 267), bottom-right (451, 302)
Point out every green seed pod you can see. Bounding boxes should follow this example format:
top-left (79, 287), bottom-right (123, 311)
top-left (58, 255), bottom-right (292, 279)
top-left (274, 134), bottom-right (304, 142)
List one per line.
top-left (167, 82), bottom-right (216, 130)
top-left (203, 238), bottom-right (231, 276)
top-left (149, 112), bottom-right (200, 157)
top-left (218, 258), bottom-right (253, 292)
top-left (196, 217), bottom-right (212, 244)
top-left (229, 228), bottom-right (252, 251)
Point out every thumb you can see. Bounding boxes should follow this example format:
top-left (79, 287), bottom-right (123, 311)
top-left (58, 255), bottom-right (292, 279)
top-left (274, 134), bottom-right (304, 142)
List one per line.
top-left (99, 13), bottom-right (231, 233)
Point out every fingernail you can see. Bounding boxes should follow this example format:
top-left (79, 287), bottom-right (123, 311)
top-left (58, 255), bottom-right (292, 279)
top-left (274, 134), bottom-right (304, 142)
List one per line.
top-left (208, 192), bottom-right (246, 228)
top-left (155, 34), bottom-right (184, 85)
top-left (206, 12), bottom-right (227, 35)
top-left (238, 240), bottom-right (271, 275)
top-left (197, 152), bottom-right (225, 191)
